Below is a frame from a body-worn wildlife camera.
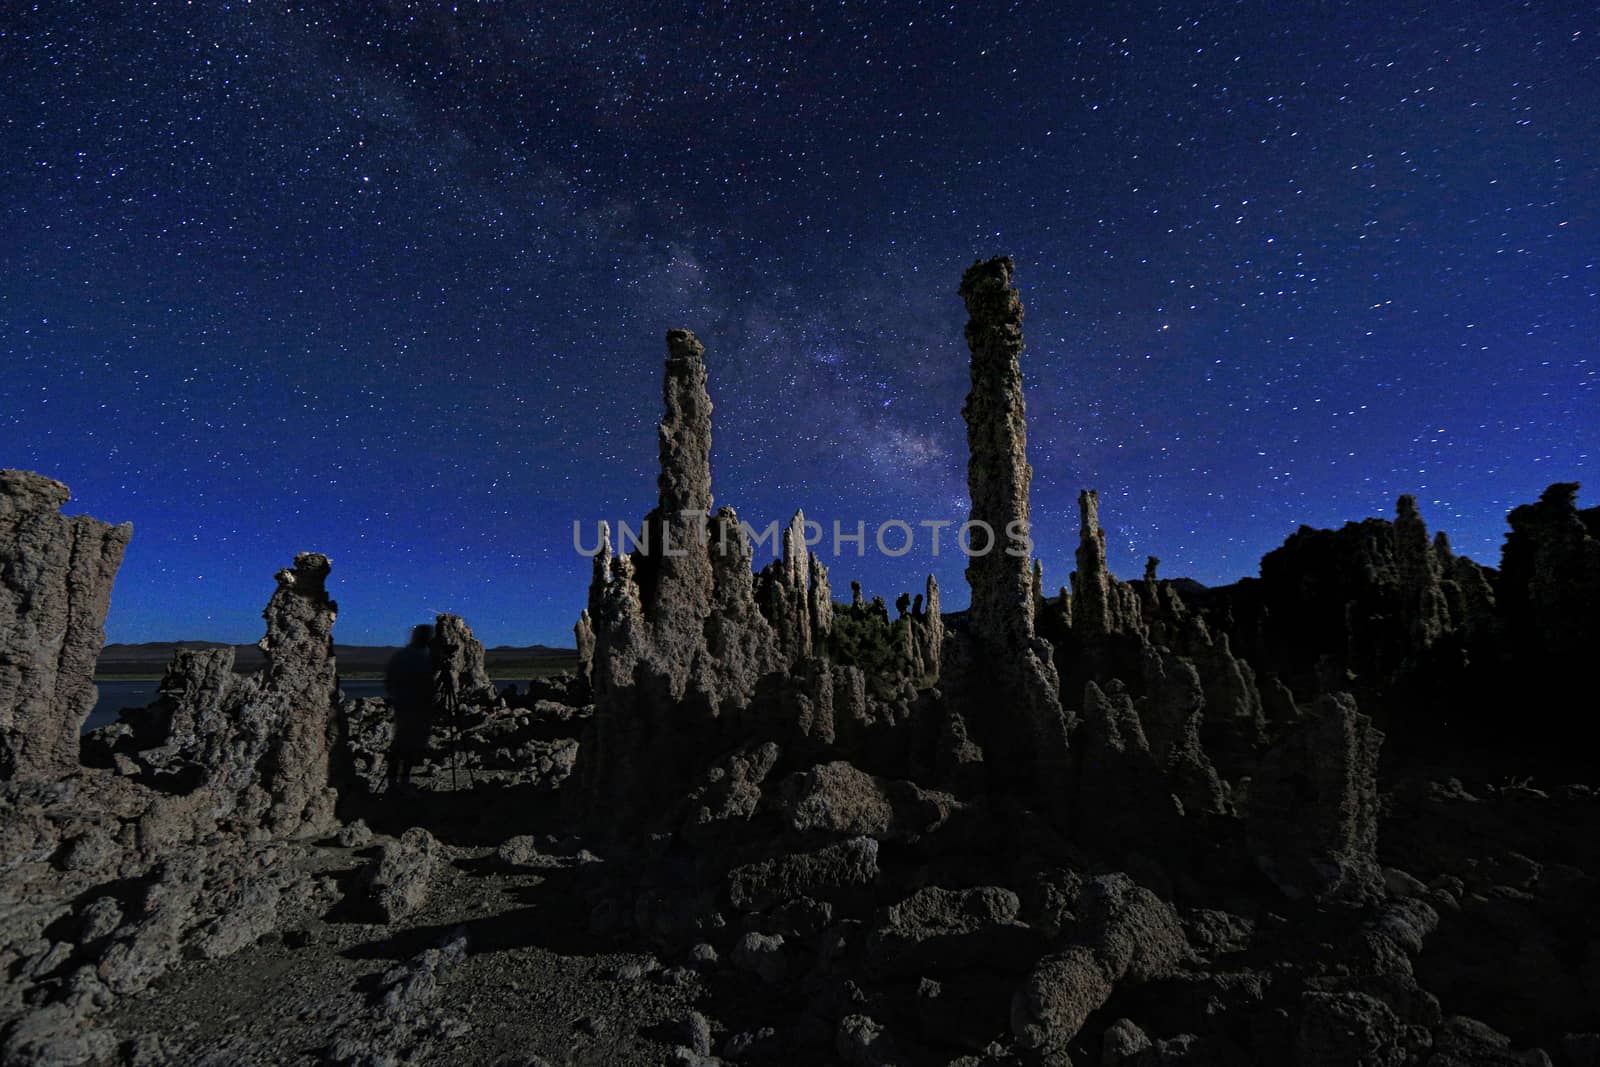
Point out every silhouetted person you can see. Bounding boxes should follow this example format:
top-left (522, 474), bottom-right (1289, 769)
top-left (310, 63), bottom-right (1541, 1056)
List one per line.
top-left (385, 624), bottom-right (435, 790)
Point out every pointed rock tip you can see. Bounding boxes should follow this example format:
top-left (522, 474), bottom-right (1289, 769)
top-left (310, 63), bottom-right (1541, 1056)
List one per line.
top-left (293, 551), bottom-right (332, 574)
top-left (665, 328), bottom-right (705, 361)
top-left (958, 256), bottom-right (1020, 317)
top-left (1538, 481), bottom-right (1580, 507)
top-left (0, 468), bottom-right (71, 513)
top-left (1078, 489), bottom-right (1101, 522)
top-left (278, 552), bottom-right (332, 591)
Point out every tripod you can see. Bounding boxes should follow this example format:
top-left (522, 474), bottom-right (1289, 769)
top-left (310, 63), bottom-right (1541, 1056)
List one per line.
top-left (441, 677), bottom-right (475, 792)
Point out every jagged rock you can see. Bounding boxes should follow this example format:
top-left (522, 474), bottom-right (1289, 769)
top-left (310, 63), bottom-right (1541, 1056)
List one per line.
top-left (368, 827), bottom-right (436, 923)
top-left (576, 331), bottom-right (804, 834)
top-left (55, 823), bottom-right (118, 873)
top-left (1138, 560), bottom-right (1200, 650)
top-left (1074, 680), bottom-right (1181, 854)
top-left (1015, 866), bottom-right (1085, 941)
top-left (681, 742), bottom-right (780, 846)
top-left (95, 852), bottom-right (208, 995)
top-left (1202, 494), bottom-right (1499, 712)
top-left (1071, 489), bottom-right (1143, 638)
top-left (1247, 692), bottom-right (1383, 902)
top-left (918, 575), bottom-right (944, 679)
top-left (572, 317), bottom-right (952, 840)
top-left (497, 835), bottom-right (565, 870)
top-left (323, 931), bottom-right (471, 1064)
top-left (647, 328), bottom-right (717, 659)
top-left (210, 558), bottom-right (340, 834)
top-left (1396, 495), bottom-right (1451, 652)
top-left (1135, 647), bottom-right (1229, 817)
top-left (431, 613), bottom-right (498, 709)
top-left (776, 761), bottom-right (961, 842)
top-left (1171, 614), bottom-right (1268, 767)
top-left (362, 687), bottom-right (588, 791)
top-left (381, 932), bottom-right (469, 1021)
top-left (1429, 1016), bottom-right (1553, 1067)
top-left (12, 259), bottom-right (1600, 1067)
top-left (1012, 874), bottom-right (1187, 1051)
top-left (865, 885), bottom-right (1040, 977)
top-left (1501, 482), bottom-right (1600, 666)
top-left (338, 695), bottom-right (391, 794)
top-left (1011, 944), bottom-right (1114, 1053)
top-left (1103, 1018), bottom-right (1154, 1064)
top-left (81, 838), bottom-right (333, 1002)
top-left (0, 470), bottom-right (132, 784)
top-left (676, 1010), bottom-right (715, 1057)
top-left (755, 510), bottom-right (826, 664)
top-left (731, 930), bottom-right (787, 984)
top-left (1433, 532), bottom-right (1499, 648)
top-left (251, 553), bottom-right (341, 834)
top-left (1382, 866), bottom-right (1430, 898)
top-left (1075, 873), bottom-right (1189, 983)
top-left (957, 256), bottom-right (1039, 654)
top-left (575, 608), bottom-right (596, 690)
top-left (946, 257), bottom-right (1072, 810)
top-left (82, 555), bottom-right (344, 836)
top-left (0, 1001), bottom-right (119, 1067)
top-left (1182, 909), bottom-right (1255, 958)
top-left (726, 836), bottom-right (880, 912)
top-left (85, 646), bottom-right (236, 788)
top-left (1370, 896), bottom-right (1440, 957)
top-left (709, 507), bottom-right (784, 691)
top-left (107, 647), bottom-right (236, 768)
top-left (837, 1014), bottom-right (901, 1067)
top-left (75, 896), bottom-right (123, 946)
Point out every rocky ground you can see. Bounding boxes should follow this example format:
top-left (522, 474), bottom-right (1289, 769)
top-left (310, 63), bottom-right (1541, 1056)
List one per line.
top-left (9, 756), bottom-right (1594, 1065)
top-left (5, 258), bottom-right (1600, 1066)
top-left (93, 781), bottom-right (708, 1067)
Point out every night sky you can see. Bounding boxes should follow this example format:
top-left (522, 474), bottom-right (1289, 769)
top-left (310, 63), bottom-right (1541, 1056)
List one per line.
top-left (3, 2), bottom-right (1596, 648)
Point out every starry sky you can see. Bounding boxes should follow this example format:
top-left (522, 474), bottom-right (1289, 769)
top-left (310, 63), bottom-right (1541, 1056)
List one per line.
top-left (3, 2), bottom-right (1596, 647)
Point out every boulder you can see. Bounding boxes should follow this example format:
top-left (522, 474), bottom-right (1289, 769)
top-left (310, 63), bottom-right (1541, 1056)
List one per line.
top-left (726, 837), bottom-right (880, 912)
top-left (369, 828), bottom-right (436, 923)
top-left (777, 761), bottom-right (961, 842)
top-left (866, 885), bottom-right (1040, 977)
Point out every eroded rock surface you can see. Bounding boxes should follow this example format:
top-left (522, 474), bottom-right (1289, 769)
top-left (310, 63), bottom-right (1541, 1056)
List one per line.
top-left (0, 470), bottom-right (131, 784)
top-left (85, 553), bottom-right (341, 838)
top-left (943, 256), bottom-right (1072, 809)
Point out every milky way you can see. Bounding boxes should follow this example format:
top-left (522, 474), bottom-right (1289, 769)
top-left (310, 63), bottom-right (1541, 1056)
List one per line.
top-left (3, 2), bottom-right (1595, 645)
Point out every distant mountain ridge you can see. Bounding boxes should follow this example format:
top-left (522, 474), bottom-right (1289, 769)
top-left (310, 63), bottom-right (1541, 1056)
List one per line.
top-left (97, 642), bottom-right (577, 678)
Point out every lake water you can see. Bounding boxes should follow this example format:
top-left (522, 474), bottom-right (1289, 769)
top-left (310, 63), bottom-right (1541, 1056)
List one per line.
top-left (83, 679), bottom-right (530, 732)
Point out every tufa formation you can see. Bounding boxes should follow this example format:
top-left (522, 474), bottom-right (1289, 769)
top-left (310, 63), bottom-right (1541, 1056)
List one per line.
top-left (2, 258), bottom-right (1598, 1064)
top-left (0, 470), bottom-right (131, 785)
